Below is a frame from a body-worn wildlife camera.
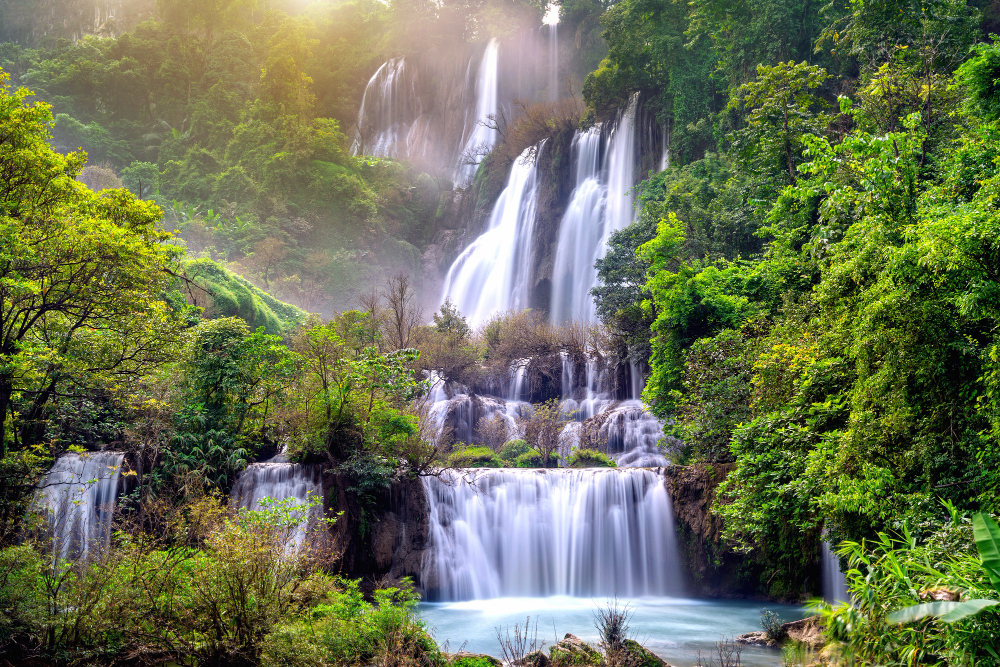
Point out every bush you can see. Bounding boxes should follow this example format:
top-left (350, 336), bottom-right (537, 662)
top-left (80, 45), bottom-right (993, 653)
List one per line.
top-left (565, 449), bottom-right (617, 468)
top-left (514, 449), bottom-right (559, 468)
top-left (447, 446), bottom-right (503, 468)
top-left (499, 439), bottom-right (532, 463)
top-left (260, 580), bottom-right (443, 667)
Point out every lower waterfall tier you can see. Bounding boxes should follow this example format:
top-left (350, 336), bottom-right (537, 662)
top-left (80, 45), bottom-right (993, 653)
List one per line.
top-left (421, 467), bottom-right (684, 601)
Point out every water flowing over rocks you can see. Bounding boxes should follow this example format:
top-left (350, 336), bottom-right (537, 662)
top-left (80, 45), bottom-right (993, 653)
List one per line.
top-left (230, 459), bottom-right (324, 550)
top-left (420, 468), bottom-right (684, 601)
top-left (33, 451), bottom-right (124, 563)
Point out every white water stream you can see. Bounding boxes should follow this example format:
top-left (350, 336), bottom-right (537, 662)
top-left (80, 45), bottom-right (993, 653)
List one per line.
top-left (421, 468), bottom-right (683, 601)
top-left (34, 451), bottom-right (124, 564)
top-left (230, 460), bottom-right (324, 550)
top-left (441, 143), bottom-right (544, 326)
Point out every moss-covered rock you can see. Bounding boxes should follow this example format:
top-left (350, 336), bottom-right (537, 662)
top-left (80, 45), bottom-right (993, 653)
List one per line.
top-left (621, 639), bottom-right (667, 667)
top-left (549, 634), bottom-right (602, 667)
top-left (449, 651), bottom-right (502, 667)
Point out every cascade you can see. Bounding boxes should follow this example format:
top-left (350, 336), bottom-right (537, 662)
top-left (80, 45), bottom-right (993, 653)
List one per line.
top-left (421, 468), bottom-right (684, 601)
top-left (546, 22), bottom-right (559, 102)
top-left (549, 95), bottom-right (639, 325)
top-left (34, 451), bottom-right (124, 563)
top-left (455, 38), bottom-right (500, 185)
top-left (821, 540), bottom-right (850, 603)
top-left (231, 460), bottom-right (324, 550)
top-left (601, 93), bottom-right (640, 247)
top-left (441, 143), bottom-right (544, 327)
top-left (550, 127), bottom-right (603, 324)
top-left (353, 58), bottom-right (412, 157)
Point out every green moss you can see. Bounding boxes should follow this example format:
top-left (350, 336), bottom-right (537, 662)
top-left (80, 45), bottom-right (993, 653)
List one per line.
top-left (499, 439), bottom-right (531, 463)
top-left (182, 258), bottom-right (306, 334)
top-left (515, 449), bottom-right (559, 468)
top-left (448, 446), bottom-right (503, 468)
top-left (565, 449), bottom-right (617, 468)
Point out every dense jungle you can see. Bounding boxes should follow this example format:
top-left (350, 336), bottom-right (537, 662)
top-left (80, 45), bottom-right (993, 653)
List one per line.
top-left (1, 0), bottom-right (1000, 665)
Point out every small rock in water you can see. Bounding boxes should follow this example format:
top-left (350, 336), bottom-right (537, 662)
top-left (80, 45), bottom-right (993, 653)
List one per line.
top-left (549, 634), bottom-right (602, 666)
top-left (734, 631), bottom-right (777, 647)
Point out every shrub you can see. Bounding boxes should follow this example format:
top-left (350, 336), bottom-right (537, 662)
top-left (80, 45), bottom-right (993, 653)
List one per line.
top-left (447, 446), bottom-right (503, 468)
top-left (260, 580), bottom-right (443, 667)
top-left (499, 439), bottom-right (532, 463)
top-left (759, 608), bottom-right (786, 642)
top-left (566, 449), bottom-right (617, 468)
top-left (514, 449), bottom-right (559, 468)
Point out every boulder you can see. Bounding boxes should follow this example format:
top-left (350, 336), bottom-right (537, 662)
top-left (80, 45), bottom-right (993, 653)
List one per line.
top-left (549, 634), bottom-right (602, 667)
top-left (621, 639), bottom-right (668, 667)
top-left (734, 631), bottom-right (777, 648)
top-left (524, 650), bottom-right (550, 667)
top-left (780, 615), bottom-right (824, 649)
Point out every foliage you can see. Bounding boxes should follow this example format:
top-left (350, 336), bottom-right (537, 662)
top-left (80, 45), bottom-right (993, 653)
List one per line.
top-left (565, 448), bottom-right (617, 468)
top-left (0, 69), bottom-right (185, 458)
top-left (498, 439), bottom-right (532, 463)
top-left (514, 449), bottom-right (560, 468)
top-left (818, 516), bottom-right (1000, 666)
top-left (447, 446), bottom-right (504, 468)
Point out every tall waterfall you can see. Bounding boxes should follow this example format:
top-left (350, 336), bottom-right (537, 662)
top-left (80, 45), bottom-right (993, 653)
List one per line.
top-left (231, 461), bottom-right (324, 550)
top-left (441, 143), bottom-right (544, 327)
top-left (549, 95), bottom-right (639, 324)
top-left (34, 451), bottom-right (124, 563)
top-left (421, 468), bottom-right (684, 601)
top-left (455, 38), bottom-right (500, 185)
top-left (599, 93), bottom-right (640, 255)
top-left (550, 127), bottom-right (603, 324)
top-left (821, 540), bottom-right (850, 603)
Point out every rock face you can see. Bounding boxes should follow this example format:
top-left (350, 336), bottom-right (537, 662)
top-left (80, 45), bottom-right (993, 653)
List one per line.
top-left (781, 616), bottom-right (824, 649)
top-left (325, 471), bottom-right (430, 587)
top-left (661, 463), bottom-right (765, 597)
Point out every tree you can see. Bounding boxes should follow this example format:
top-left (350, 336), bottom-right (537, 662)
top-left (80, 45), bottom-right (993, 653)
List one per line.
top-left (519, 399), bottom-right (568, 467)
top-left (121, 161), bottom-right (159, 200)
top-left (0, 71), bottom-right (183, 457)
top-left (728, 61), bottom-right (829, 186)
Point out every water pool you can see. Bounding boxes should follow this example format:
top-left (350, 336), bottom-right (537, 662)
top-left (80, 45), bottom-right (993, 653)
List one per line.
top-left (419, 596), bottom-right (808, 667)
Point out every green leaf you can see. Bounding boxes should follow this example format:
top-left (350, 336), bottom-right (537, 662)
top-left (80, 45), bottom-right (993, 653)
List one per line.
top-left (973, 513), bottom-right (1000, 590)
top-left (888, 599), bottom-right (999, 625)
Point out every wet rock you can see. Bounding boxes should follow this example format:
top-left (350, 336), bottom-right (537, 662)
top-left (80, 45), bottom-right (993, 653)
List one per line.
top-left (549, 634), bottom-right (602, 667)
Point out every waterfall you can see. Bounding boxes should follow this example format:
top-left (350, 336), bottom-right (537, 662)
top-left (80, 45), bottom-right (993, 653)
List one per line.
top-left (550, 127), bottom-right (604, 324)
top-left (231, 461), bottom-right (324, 550)
top-left (353, 58), bottom-right (412, 157)
top-left (455, 39), bottom-right (500, 186)
top-left (602, 93), bottom-right (640, 246)
top-left (441, 143), bottom-right (544, 327)
top-left (821, 540), bottom-right (850, 603)
top-left (546, 22), bottom-right (559, 102)
top-left (34, 451), bottom-right (124, 563)
top-left (421, 468), bottom-right (684, 601)
top-left (549, 95), bottom-right (639, 325)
